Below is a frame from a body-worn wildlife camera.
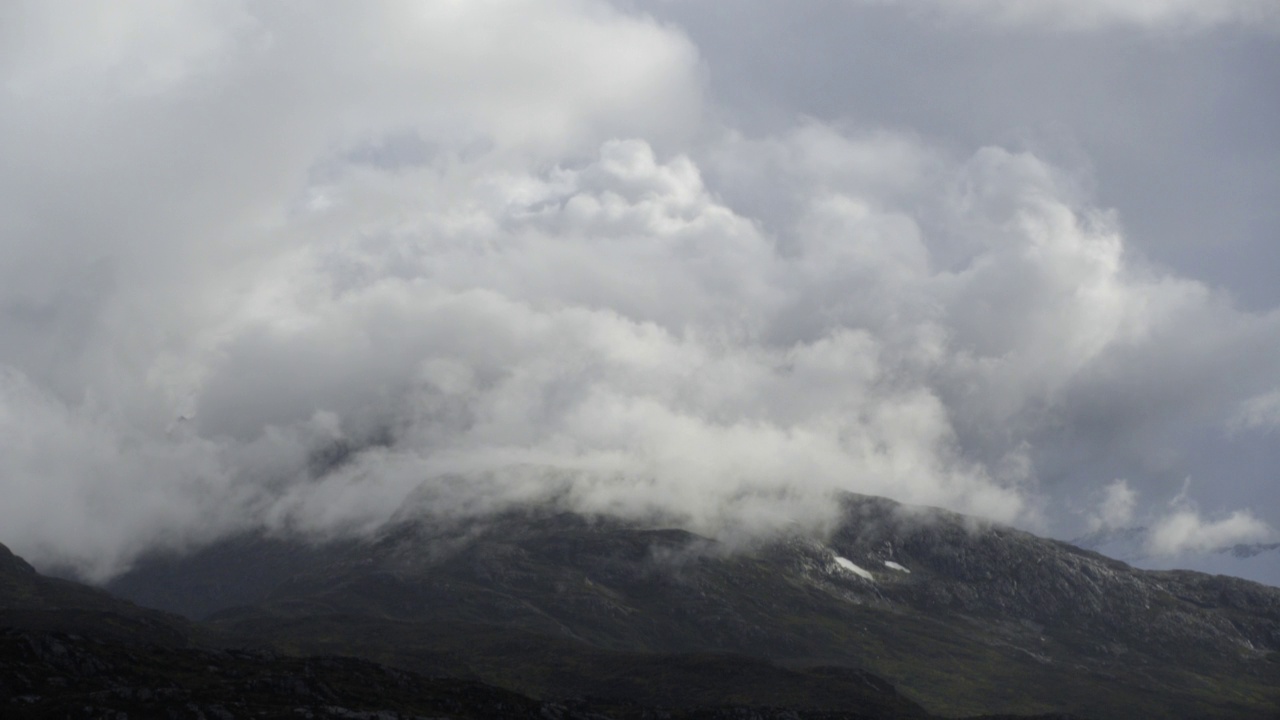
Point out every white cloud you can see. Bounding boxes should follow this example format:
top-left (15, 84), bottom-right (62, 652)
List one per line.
top-left (851, 0), bottom-right (1280, 31)
top-left (2, 1), bottom-right (1279, 580)
top-left (0, 367), bottom-right (239, 581)
top-left (1089, 480), bottom-right (1138, 532)
top-left (1147, 505), bottom-right (1272, 556)
top-left (1230, 389), bottom-right (1280, 434)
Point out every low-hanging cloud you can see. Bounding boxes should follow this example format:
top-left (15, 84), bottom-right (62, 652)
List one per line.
top-left (2, 1), bottom-right (1279, 581)
top-left (1148, 504), bottom-right (1272, 556)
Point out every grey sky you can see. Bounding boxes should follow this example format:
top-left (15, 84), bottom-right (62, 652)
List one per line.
top-left (649, 0), bottom-right (1280, 543)
top-left (1, 0), bottom-right (1277, 584)
top-left (644, 1), bottom-right (1280, 310)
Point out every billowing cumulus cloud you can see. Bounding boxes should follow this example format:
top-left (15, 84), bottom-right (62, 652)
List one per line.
top-left (1, 1), bottom-right (1278, 581)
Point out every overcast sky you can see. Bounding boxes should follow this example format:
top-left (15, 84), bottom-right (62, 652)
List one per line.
top-left (2, 0), bottom-right (1278, 583)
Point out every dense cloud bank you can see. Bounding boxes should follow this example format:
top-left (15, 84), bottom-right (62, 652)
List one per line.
top-left (2, 1), bottom-right (1277, 580)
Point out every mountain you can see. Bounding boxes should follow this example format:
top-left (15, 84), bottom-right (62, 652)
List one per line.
top-left (0, 537), bottom-right (933, 719)
top-left (0, 540), bottom-right (192, 648)
top-left (99, 493), bottom-right (1280, 719)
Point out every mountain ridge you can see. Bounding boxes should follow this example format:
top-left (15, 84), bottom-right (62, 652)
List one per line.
top-left (5, 492), bottom-right (1280, 717)
top-left (94, 492), bottom-right (1280, 718)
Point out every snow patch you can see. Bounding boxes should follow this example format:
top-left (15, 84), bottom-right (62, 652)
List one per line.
top-left (834, 556), bottom-right (875, 581)
top-left (884, 560), bottom-right (910, 573)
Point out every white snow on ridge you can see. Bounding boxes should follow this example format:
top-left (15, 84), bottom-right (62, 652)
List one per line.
top-left (884, 560), bottom-right (910, 573)
top-left (834, 556), bottom-right (875, 581)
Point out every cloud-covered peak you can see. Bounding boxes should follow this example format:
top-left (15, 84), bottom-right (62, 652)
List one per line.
top-left (2, 1), bottom-right (1277, 583)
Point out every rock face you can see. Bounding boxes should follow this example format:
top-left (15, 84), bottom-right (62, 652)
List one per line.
top-left (95, 493), bottom-right (1280, 719)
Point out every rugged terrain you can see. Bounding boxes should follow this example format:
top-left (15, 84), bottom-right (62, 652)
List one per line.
top-left (6, 493), bottom-right (1280, 718)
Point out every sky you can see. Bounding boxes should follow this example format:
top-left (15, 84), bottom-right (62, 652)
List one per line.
top-left (1, 0), bottom-right (1278, 583)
